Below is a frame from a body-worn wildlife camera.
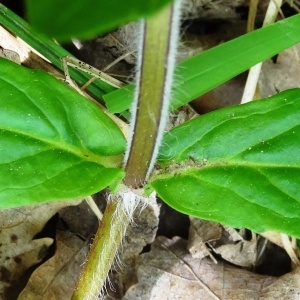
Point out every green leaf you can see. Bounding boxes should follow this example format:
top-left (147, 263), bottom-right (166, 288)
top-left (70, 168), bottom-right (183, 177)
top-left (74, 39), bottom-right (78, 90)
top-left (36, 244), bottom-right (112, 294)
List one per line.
top-left (0, 58), bottom-right (126, 209)
top-left (149, 89), bottom-right (300, 238)
top-left (26, 0), bottom-right (173, 42)
top-left (104, 13), bottom-right (300, 114)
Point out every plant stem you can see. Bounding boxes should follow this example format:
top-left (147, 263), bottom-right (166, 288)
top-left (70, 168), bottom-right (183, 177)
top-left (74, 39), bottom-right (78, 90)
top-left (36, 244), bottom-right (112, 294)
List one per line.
top-left (73, 1), bottom-right (181, 298)
top-left (124, 1), bottom-right (181, 187)
top-left (71, 196), bottom-right (130, 300)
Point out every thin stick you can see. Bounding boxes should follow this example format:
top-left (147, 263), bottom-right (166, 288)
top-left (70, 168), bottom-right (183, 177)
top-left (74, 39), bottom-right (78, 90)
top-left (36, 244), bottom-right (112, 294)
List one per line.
top-left (85, 196), bottom-right (103, 220)
top-left (80, 51), bottom-right (134, 91)
top-left (60, 56), bottom-right (129, 138)
top-left (241, 0), bottom-right (283, 104)
top-left (63, 56), bottom-right (124, 89)
top-left (247, 0), bottom-right (259, 33)
top-left (280, 234), bottom-right (300, 268)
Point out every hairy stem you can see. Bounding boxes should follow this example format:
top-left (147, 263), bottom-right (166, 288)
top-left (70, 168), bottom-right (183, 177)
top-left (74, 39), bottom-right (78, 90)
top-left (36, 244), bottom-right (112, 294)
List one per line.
top-left (72, 196), bottom-right (130, 300)
top-left (124, 1), bottom-right (181, 187)
top-left (73, 1), bottom-right (181, 298)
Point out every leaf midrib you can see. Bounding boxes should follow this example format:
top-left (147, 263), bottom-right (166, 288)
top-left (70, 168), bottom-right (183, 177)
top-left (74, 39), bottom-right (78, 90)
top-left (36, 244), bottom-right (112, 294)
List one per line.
top-left (175, 103), bottom-right (298, 159)
top-left (185, 171), bottom-right (300, 218)
top-left (1, 125), bottom-right (108, 166)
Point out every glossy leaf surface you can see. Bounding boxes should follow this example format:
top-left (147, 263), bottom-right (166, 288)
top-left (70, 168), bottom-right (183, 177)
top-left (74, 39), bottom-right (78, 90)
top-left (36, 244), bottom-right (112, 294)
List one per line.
top-left (150, 89), bottom-right (300, 238)
top-left (0, 58), bottom-right (126, 209)
top-left (26, 0), bottom-right (173, 42)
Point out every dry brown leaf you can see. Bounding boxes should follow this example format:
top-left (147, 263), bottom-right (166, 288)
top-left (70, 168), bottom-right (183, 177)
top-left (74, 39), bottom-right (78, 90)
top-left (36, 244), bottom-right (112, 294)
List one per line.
top-left (212, 240), bottom-right (257, 268)
top-left (121, 193), bottom-right (160, 261)
top-left (259, 44), bottom-right (300, 97)
top-left (187, 217), bottom-right (221, 260)
top-left (260, 266), bottom-right (300, 299)
top-left (18, 230), bottom-right (88, 300)
top-left (124, 236), bottom-right (277, 300)
top-left (0, 25), bottom-right (62, 76)
top-left (209, 227), bottom-right (257, 268)
top-left (261, 231), bottom-right (284, 248)
top-left (0, 47), bottom-right (20, 64)
top-left (0, 199), bottom-right (82, 298)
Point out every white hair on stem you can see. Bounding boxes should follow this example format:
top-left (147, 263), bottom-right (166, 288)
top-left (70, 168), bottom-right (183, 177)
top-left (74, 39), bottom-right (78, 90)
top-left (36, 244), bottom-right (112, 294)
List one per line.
top-left (95, 187), bottom-right (152, 299)
top-left (123, 19), bottom-right (144, 168)
top-left (145, 0), bottom-right (182, 179)
top-left (124, 1), bottom-right (182, 181)
top-left (111, 185), bottom-right (149, 225)
top-left (85, 2), bottom-right (183, 298)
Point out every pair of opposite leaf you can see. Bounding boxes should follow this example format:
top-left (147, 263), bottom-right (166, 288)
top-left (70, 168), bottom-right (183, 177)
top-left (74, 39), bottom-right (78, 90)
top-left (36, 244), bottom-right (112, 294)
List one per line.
top-left (1, 58), bottom-right (300, 239)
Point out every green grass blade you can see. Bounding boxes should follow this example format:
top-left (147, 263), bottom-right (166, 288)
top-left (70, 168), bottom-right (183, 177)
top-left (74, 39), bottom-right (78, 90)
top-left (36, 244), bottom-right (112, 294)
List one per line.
top-left (0, 4), bottom-right (116, 97)
top-left (104, 13), bottom-right (300, 113)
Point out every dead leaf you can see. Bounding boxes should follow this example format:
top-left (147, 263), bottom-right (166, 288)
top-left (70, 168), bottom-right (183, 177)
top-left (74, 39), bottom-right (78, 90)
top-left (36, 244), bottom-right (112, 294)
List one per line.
top-left (260, 266), bottom-right (300, 299)
top-left (0, 47), bottom-right (20, 63)
top-left (259, 44), bottom-right (300, 97)
top-left (121, 193), bottom-right (160, 262)
top-left (0, 199), bottom-right (82, 298)
top-left (124, 236), bottom-right (277, 300)
top-left (212, 239), bottom-right (257, 268)
top-left (0, 25), bottom-right (63, 75)
top-left (18, 230), bottom-right (88, 300)
top-left (261, 231), bottom-right (284, 248)
top-left (187, 217), bottom-right (221, 260)
top-left (209, 227), bottom-right (257, 268)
